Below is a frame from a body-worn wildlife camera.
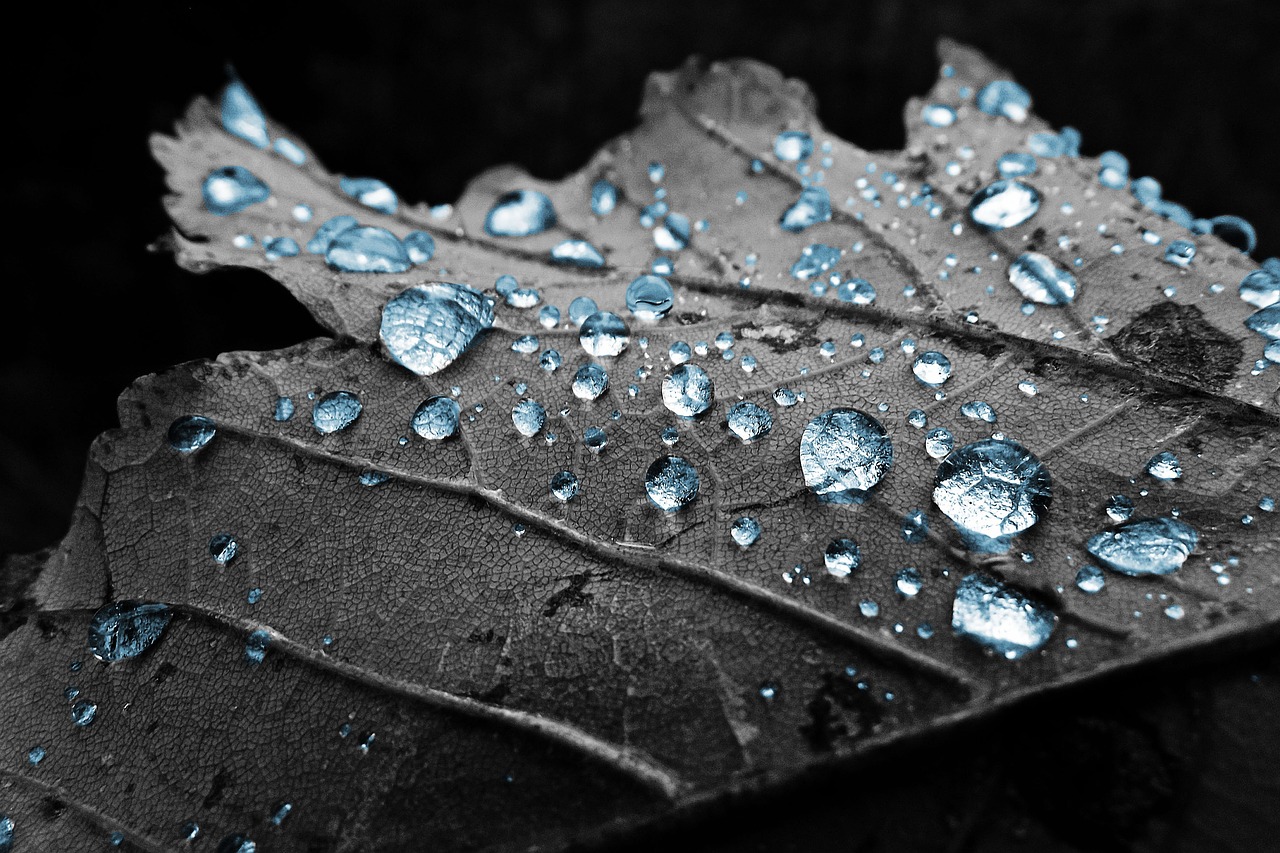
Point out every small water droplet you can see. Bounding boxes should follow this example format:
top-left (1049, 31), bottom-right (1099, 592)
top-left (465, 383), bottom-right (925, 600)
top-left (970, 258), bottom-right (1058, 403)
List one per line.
top-left (924, 427), bottom-right (954, 459)
top-left (168, 416), bottom-right (216, 453)
top-left (1163, 239), bottom-right (1196, 268)
top-left (731, 516), bottom-right (761, 547)
top-left (912, 351), bottom-right (953, 387)
top-left (774, 130), bottom-right (813, 162)
top-left (209, 533), bottom-right (239, 565)
top-left (579, 312), bottom-right (631, 357)
top-left (895, 567), bottom-right (924, 597)
top-left (662, 364), bottom-right (714, 418)
top-left (780, 186), bottom-right (832, 232)
top-left (625, 275), bottom-right (675, 319)
top-left (245, 629), bottom-right (271, 666)
top-left (590, 180), bottom-right (618, 215)
top-left (571, 363), bottom-right (609, 401)
top-left (411, 396), bottom-right (461, 441)
top-left (968, 180), bottom-right (1041, 230)
top-left (511, 399), bottom-right (546, 437)
top-left (644, 456), bottom-right (700, 512)
top-left (403, 231), bottom-right (436, 264)
top-left (726, 401), bottom-right (773, 443)
top-left (550, 471), bottom-right (580, 502)
top-left (88, 601), bottom-right (172, 662)
top-left (960, 401), bottom-right (997, 423)
top-left (1075, 565), bottom-right (1106, 594)
top-left (823, 538), bottom-right (861, 577)
top-left (568, 297), bottom-right (599, 327)
top-left (339, 177), bottom-right (398, 214)
top-left (975, 80), bottom-right (1032, 122)
top-left (1145, 451), bottom-right (1182, 480)
top-left (921, 104), bottom-right (957, 127)
top-left (1105, 494), bottom-right (1135, 522)
top-left (326, 226), bottom-right (411, 273)
top-left (216, 833), bottom-right (257, 853)
top-left (202, 166), bottom-right (270, 215)
top-left (70, 699), bottom-right (97, 727)
top-left (551, 240), bottom-right (606, 267)
top-left (485, 190), bottom-right (556, 237)
top-left (220, 76), bottom-right (268, 148)
top-left (1007, 252), bottom-right (1078, 304)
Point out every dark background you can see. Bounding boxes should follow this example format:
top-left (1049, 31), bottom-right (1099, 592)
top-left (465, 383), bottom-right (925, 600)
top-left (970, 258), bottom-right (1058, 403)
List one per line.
top-left (3, 1), bottom-right (1278, 850)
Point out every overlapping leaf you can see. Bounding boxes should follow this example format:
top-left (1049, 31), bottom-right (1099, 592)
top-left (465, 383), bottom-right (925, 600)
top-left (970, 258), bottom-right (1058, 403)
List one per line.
top-left (1, 41), bottom-right (1277, 852)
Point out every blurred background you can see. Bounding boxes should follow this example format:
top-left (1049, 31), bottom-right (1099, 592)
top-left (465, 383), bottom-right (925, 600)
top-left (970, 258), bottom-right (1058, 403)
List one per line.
top-left (2, 1), bottom-right (1277, 850)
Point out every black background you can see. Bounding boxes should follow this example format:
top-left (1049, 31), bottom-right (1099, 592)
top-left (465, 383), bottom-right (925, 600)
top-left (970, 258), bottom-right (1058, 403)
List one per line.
top-left (3, 1), bottom-right (1278, 850)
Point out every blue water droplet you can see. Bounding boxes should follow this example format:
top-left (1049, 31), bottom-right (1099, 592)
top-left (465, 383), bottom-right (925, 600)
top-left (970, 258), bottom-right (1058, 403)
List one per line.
top-left (70, 699), bottom-right (97, 727)
top-left (550, 470), bottom-right (580, 502)
top-left (921, 104), bottom-right (957, 127)
top-left (539, 349), bottom-right (563, 372)
top-left (403, 231), bottom-right (436, 264)
top-left (997, 152), bottom-right (1037, 178)
top-left (731, 516), bottom-right (761, 547)
top-left (511, 334), bottom-right (539, 354)
top-left (202, 167), bottom-right (270, 215)
top-left (975, 80), bottom-right (1032, 122)
top-left (625, 275), bottom-right (675, 319)
top-left (1239, 270), bottom-right (1280, 309)
top-left (901, 509), bottom-right (929, 543)
top-left (644, 456), bottom-right (700, 512)
top-left (774, 130), bottom-right (814, 162)
top-left (653, 213), bottom-right (691, 251)
top-left (568, 297), bottom-right (598, 327)
top-left (1075, 565), bottom-right (1106, 594)
top-left (911, 351), bottom-right (953, 387)
top-left (325, 226), bottom-right (410, 273)
top-left (411, 396), bottom-right (461, 440)
top-left (485, 190), bottom-right (556, 237)
top-left (968, 180), bottom-right (1040, 230)
top-left (780, 186), bottom-right (832, 232)
top-left (579, 312), bottom-right (630, 357)
top-left (311, 391), bottom-right (362, 434)
top-left (168, 416), bottom-right (217, 453)
top-left (270, 804), bottom-right (293, 827)
top-left (1163, 239), bottom-right (1196, 268)
top-left (835, 278), bottom-right (877, 305)
top-left (539, 305), bottom-right (561, 329)
top-left (273, 138), bottom-right (306, 165)
top-left (859, 600), bottom-right (880, 618)
top-left (220, 77), bottom-right (268, 148)
top-left (823, 538), bottom-right (861, 577)
top-left (960, 400), bottom-right (997, 423)
top-left (0, 814), bottom-right (12, 852)
top-left (245, 630), bottom-right (271, 666)
top-left (305, 215), bottom-right (358, 254)
top-left (1097, 150), bottom-right (1130, 189)
top-left (1105, 494), bottom-right (1135, 522)
top-left (572, 363), bottom-right (609, 401)
top-left (1027, 131), bottom-right (1064, 157)
top-left (549, 239), bottom-right (606, 267)
top-left (726, 401), bottom-right (773, 443)
top-left (511, 399), bottom-right (546, 437)
top-left (952, 573), bottom-right (1054, 659)
top-left (263, 236), bottom-right (299, 260)
top-left (583, 426), bottom-right (608, 453)
top-left (359, 470), bottom-right (390, 487)
top-left (590, 180), bottom-right (618, 215)
top-left (88, 601), bottom-right (172, 663)
top-left (217, 833), bottom-right (257, 853)
top-left (339, 177), bottom-right (398, 214)
top-left (662, 364), bottom-right (714, 417)
top-left (26, 746), bottom-right (46, 766)
top-left (209, 533), bottom-right (239, 565)
top-left (789, 243), bottom-right (841, 281)
top-left (1245, 304), bottom-right (1280, 339)
top-left (1145, 451), bottom-right (1182, 480)
top-left (1007, 252), bottom-right (1078, 304)
top-left (380, 283), bottom-right (495, 375)
top-left (799, 409), bottom-right (894, 495)
top-left (1086, 517), bottom-right (1198, 576)
top-left (895, 567), bottom-right (924, 597)
top-left (933, 438), bottom-right (1051, 540)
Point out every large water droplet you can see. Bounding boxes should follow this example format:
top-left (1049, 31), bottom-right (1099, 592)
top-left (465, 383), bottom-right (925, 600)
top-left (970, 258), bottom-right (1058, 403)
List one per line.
top-left (550, 240), bottom-right (606, 267)
top-left (933, 438), bottom-right (1051, 541)
top-left (662, 364), bottom-right (714, 417)
top-left (823, 538), bottom-right (861, 577)
top-left (220, 77), bottom-right (268, 148)
top-left (168, 416), bottom-right (217, 453)
top-left (88, 601), bottom-right (172, 663)
top-left (975, 80), bottom-right (1032, 122)
top-left (1245, 305), bottom-right (1280, 340)
top-left (726, 401), bottom-right (773, 443)
top-left (1007, 252), bottom-right (1078, 304)
top-left (1145, 451), bottom-right (1182, 480)
top-left (411, 396), bottom-right (461, 440)
top-left (1086, 517), bottom-right (1198, 576)
top-left (968, 180), bottom-right (1041, 230)
top-left (952, 574), bottom-right (1055, 659)
top-left (380, 283), bottom-right (495, 375)
top-left (774, 130), bottom-right (813, 162)
top-left (203, 167), bottom-right (270, 215)
top-left (625, 275), bottom-right (675, 319)
top-left (579, 312), bottom-right (630, 357)
top-left (799, 409), bottom-right (894, 495)
top-left (780, 186), bottom-right (832, 232)
top-left (485, 190), bottom-right (556, 237)
top-left (572, 363), bottom-right (609, 401)
top-left (306, 215), bottom-right (358, 254)
top-left (645, 456), bottom-right (700, 512)
top-left (511, 399), bottom-right (546, 437)
top-left (912, 351), bottom-right (953, 387)
top-left (325, 226), bottom-right (411, 273)
top-left (312, 391), bottom-right (362, 434)
top-left (1239, 270), bottom-right (1279, 309)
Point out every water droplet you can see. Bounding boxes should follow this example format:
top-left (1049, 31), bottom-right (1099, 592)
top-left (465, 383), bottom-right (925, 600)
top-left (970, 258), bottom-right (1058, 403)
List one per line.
top-left (217, 833), bottom-right (257, 853)
top-left (1163, 239), bottom-right (1196, 268)
top-left (380, 283), bottom-right (495, 375)
top-left (70, 699), bottom-right (97, 727)
top-left (921, 104), bottom-right (957, 127)
top-left (1260, 495), bottom-right (1276, 512)
top-left (312, 391), bottom-right (362, 434)
top-left (823, 538), bottom-right (861, 577)
top-left (960, 401), bottom-right (997, 423)
top-left (626, 275), bottom-right (675, 319)
top-left (324, 225), bottom-right (411, 273)
top-left (551, 240), bottom-right (606, 267)
top-left (572, 363), bottom-right (609, 401)
top-left (1145, 451), bottom-right (1182, 480)
top-left (270, 804), bottom-right (293, 827)
top-left (168, 415), bottom-right (216, 453)
top-left (1007, 252), bottom-right (1078, 304)
top-left (1075, 565), bottom-right (1106, 594)
top-left (799, 409), bottom-right (894, 495)
top-left (731, 516), bottom-right (761, 547)
top-left (968, 180), bottom-right (1041, 230)
top-left (220, 76), bottom-right (268, 148)
top-left (1239, 270), bottom-right (1279, 309)
top-left (773, 387), bottom-right (800, 407)
top-left (539, 350), bottom-right (563, 373)
top-left (568, 297), bottom-right (598, 326)
top-left (579, 312), bottom-right (630, 357)
top-left (933, 438), bottom-right (1052, 540)
top-left (306, 215), bottom-right (358, 254)
top-left (726, 401), bottom-right (773, 443)
top-left (1086, 517), bottom-right (1198, 576)
top-left (591, 180), bottom-right (618, 215)
top-left (774, 130), bottom-right (813, 162)
top-left (402, 231), bottom-right (436, 264)
top-left (359, 470), bottom-right (390, 487)
top-left (644, 456), bottom-right (700, 512)
top-left (895, 567), bottom-right (924, 597)
top-left (485, 190), bottom-right (556, 237)
top-left (511, 334), bottom-right (539, 354)
top-left (511, 399), bottom-right (546, 437)
top-left (0, 815), bottom-right (12, 852)
top-left (653, 213), bottom-right (691, 251)
top-left (339, 177), bottom-right (398, 214)
top-left (202, 167), bottom-right (270, 215)
top-left (901, 509), bottom-right (929, 542)
top-left (550, 471), bottom-right (580, 502)
top-left (975, 80), bottom-right (1031, 122)
top-left (647, 161), bottom-right (665, 183)
top-left (997, 152), bottom-right (1037, 178)
top-left (952, 574), bottom-right (1054, 659)
top-left (26, 746), bottom-right (45, 766)
top-left (583, 426), bottom-right (607, 453)
top-left (789, 243), bottom-right (842, 281)
top-left (1245, 305), bottom-right (1280, 340)
top-left (209, 533), bottom-right (239, 565)
top-left (263, 236), bottom-right (299, 260)
top-left (835, 278), bottom-right (877, 305)
top-left (411, 396), bottom-right (461, 440)
top-left (273, 138), bottom-right (305, 165)
top-left (88, 601), bottom-right (172, 663)
top-left (662, 364), bottom-right (714, 418)
top-left (859, 600), bottom-right (880, 618)
top-left (1105, 494), bottom-right (1135, 522)
top-left (924, 427), bottom-right (954, 459)
top-left (245, 630), bottom-right (271, 666)
top-left (912, 351), bottom-right (953, 387)
top-left (780, 186), bottom-right (831, 232)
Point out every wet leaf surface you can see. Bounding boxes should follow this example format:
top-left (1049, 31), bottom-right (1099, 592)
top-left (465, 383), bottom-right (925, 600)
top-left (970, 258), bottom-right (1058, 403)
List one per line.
top-left (1, 41), bottom-right (1277, 852)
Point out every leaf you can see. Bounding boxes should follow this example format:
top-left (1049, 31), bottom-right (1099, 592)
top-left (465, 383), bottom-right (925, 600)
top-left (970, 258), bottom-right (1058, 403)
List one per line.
top-left (2, 40), bottom-right (1278, 852)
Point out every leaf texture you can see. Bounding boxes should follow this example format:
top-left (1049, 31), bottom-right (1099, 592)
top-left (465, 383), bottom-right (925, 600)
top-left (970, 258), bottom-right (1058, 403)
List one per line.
top-left (1, 41), bottom-right (1278, 852)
